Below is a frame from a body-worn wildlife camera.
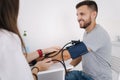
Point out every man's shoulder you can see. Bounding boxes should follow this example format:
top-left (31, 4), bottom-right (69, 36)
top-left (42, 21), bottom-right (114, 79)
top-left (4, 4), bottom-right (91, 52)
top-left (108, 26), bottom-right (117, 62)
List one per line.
top-left (96, 24), bottom-right (108, 33)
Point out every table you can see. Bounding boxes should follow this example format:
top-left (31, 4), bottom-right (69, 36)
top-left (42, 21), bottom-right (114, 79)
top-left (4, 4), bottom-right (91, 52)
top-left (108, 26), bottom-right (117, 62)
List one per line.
top-left (38, 59), bottom-right (73, 80)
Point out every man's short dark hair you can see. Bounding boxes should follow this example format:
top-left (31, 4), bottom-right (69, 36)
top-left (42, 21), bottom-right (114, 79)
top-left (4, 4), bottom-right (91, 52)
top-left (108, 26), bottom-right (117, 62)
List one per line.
top-left (76, 0), bottom-right (98, 13)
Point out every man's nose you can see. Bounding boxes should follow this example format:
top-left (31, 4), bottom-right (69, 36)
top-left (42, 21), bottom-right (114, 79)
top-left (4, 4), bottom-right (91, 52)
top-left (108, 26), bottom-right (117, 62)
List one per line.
top-left (77, 15), bottom-right (82, 21)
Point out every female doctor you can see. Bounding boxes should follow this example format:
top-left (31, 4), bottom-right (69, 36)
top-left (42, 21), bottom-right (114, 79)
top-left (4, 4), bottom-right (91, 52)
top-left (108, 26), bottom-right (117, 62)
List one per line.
top-left (0, 0), bottom-right (60, 80)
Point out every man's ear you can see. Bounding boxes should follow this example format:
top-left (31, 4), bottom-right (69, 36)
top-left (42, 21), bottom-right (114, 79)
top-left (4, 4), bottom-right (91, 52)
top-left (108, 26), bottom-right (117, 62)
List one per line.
top-left (92, 11), bottom-right (97, 19)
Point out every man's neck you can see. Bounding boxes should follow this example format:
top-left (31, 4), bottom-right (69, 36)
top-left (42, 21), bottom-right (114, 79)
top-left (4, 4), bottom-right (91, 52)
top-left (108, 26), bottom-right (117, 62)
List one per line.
top-left (85, 22), bottom-right (96, 33)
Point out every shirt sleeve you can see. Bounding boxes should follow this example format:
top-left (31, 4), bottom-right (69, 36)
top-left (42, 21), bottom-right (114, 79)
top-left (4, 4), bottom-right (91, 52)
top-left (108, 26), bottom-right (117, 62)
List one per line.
top-left (83, 33), bottom-right (105, 52)
top-left (84, 39), bottom-right (103, 52)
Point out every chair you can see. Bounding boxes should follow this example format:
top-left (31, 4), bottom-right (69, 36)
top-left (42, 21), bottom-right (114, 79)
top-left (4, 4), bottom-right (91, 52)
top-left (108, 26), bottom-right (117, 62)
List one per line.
top-left (111, 56), bottom-right (120, 80)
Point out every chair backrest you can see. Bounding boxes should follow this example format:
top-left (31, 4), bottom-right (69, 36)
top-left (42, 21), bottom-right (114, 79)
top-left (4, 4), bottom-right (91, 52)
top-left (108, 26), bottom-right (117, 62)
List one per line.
top-left (110, 56), bottom-right (120, 80)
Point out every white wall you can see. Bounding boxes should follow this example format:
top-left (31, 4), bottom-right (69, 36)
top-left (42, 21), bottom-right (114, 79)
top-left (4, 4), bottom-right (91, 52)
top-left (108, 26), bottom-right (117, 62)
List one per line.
top-left (18, 0), bottom-right (120, 51)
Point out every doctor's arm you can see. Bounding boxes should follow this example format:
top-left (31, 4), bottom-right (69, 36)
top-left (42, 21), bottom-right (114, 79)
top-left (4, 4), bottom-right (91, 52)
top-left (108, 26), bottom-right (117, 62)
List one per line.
top-left (25, 46), bottom-right (61, 63)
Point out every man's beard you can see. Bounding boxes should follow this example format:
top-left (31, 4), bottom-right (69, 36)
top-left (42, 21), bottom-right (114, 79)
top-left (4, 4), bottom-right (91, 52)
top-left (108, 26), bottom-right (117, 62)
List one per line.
top-left (79, 18), bottom-right (91, 29)
top-left (82, 21), bottom-right (91, 29)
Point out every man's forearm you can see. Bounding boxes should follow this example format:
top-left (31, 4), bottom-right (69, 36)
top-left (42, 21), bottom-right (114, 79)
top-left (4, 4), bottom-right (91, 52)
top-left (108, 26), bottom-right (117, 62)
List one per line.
top-left (70, 56), bottom-right (82, 67)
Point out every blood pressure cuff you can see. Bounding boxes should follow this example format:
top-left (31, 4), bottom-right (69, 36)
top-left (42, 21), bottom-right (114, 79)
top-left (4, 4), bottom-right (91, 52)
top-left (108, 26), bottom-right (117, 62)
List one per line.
top-left (67, 42), bottom-right (88, 59)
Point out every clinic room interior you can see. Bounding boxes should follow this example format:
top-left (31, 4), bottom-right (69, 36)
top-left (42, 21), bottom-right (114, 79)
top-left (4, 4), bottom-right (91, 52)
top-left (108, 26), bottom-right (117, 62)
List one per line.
top-left (18, 0), bottom-right (120, 80)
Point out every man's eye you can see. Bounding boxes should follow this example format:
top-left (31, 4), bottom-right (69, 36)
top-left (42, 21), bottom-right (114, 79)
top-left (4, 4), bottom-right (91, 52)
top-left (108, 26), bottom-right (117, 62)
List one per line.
top-left (80, 13), bottom-right (84, 15)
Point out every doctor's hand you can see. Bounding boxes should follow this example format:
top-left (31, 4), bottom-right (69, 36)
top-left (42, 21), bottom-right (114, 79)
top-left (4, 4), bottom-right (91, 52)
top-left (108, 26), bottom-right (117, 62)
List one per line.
top-left (42, 46), bottom-right (61, 54)
top-left (34, 58), bottom-right (53, 71)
